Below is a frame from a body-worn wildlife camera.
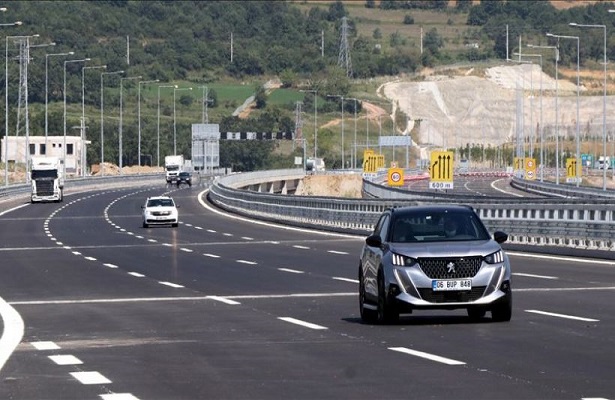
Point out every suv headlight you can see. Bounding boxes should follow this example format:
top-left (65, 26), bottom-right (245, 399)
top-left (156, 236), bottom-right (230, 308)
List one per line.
top-left (484, 250), bottom-right (504, 264)
top-left (391, 253), bottom-right (418, 267)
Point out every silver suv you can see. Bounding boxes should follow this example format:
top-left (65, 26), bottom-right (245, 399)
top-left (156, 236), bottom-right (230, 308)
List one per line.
top-left (359, 205), bottom-right (512, 324)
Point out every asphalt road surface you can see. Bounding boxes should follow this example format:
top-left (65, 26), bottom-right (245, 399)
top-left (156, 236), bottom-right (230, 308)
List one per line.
top-left (0, 185), bottom-right (613, 399)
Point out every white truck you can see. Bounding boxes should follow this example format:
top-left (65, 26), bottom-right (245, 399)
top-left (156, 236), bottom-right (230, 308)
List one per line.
top-left (164, 155), bottom-right (184, 183)
top-left (306, 157), bottom-right (326, 173)
top-left (30, 156), bottom-right (63, 203)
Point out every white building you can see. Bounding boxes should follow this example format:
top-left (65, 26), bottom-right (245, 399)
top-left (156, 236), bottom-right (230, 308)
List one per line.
top-left (1, 135), bottom-right (87, 176)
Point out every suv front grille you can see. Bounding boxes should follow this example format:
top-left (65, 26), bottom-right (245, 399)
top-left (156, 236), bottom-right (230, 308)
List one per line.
top-left (418, 256), bottom-right (482, 279)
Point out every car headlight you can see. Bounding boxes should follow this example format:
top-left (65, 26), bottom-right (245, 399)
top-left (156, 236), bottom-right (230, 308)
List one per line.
top-left (484, 250), bottom-right (504, 264)
top-left (391, 253), bottom-right (418, 267)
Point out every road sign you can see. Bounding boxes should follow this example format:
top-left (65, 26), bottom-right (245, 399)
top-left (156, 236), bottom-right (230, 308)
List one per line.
top-left (363, 150), bottom-right (384, 173)
top-left (387, 168), bottom-right (404, 186)
top-left (566, 158), bottom-right (581, 179)
top-left (524, 157), bottom-right (536, 180)
top-left (429, 151), bottom-right (454, 189)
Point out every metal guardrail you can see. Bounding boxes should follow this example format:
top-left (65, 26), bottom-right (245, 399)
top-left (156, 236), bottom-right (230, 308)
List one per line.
top-left (208, 169), bottom-right (615, 258)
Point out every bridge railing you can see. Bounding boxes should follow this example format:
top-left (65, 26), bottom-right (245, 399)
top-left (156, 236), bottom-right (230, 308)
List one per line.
top-left (208, 169), bottom-right (615, 257)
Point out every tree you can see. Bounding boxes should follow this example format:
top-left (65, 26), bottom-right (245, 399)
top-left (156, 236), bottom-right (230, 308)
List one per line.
top-left (423, 28), bottom-right (443, 56)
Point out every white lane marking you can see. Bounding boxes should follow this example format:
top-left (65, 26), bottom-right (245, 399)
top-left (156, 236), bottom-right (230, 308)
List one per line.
top-left (162, 243), bottom-right (172, 247)
top-left (100, 393), bottom-right (140, 400)
top-left (389, 347), bottom-right (466, 365)
top-left (513, 273), bottom-right (558, 280)
top-left (278, 268), bottom-right (304, 274)
top-left (507, 251), bottom-right (615, 266)
top-left (490, 178), bottom-right (525, 198)
top-left (135, 235), bottom-right (143, 239)
top-left (148, 239), bottom-right (157, 243)
top-left (0, 296), bottom-right (24, 372)
top-left (293, 245), bottom-right (310, 250)
top-left (198, 189), bottom-right (360, 238)
top-left (278, 317), bottom-right (328, 330)
top-left (72, 251), bottom-right (82, 255)
top-left (223, 233), bottom-right (233, 237)
top-left (242, 237), bottom-right (254, 241)
top-left (525, 309), bottom-right (599, 322)
top-left (128, 272), bottom-right (145, 277)
top-left (327, 250), bottom-right (348, 255)
top-left (194, 226), bottom-right (203, 230)
top-left (236, 260), bottom-right (257, 265)
top-left (30, 341), bottom-right (60, 350)
top-left (159, 281), bottom-right (184, 288)
top-left (71, 371), bottom-right (111, 385)
top-left (206, 229), bottom-right (216, 233)
top-left (84, 257), bottom-right (97, 261)
top-left (49, 355), bottom-right (83, 365)
top-left (515, 287), bottom-right (615, 292)
top-left (208, 296), bottom-right (241, 305)
top-left (203, 253), bottom-right (220, 258)
top-left (333, 277), bottom-right (359, 283)
top-left (180, 248), bottom-right (193, 253)
top-left (104, 263), bottom-right (119, 269)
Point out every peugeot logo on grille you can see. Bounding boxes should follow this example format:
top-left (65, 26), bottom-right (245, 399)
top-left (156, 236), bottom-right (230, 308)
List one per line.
top-left (446, 262), bottom-right (456, 274)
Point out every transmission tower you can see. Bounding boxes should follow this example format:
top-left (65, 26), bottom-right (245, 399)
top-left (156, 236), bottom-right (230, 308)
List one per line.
top-left (15, 37), bottom-right (31, 141)
top-left (293, 101), bottom-right (303, 148)
top-left (338, 16), bottom-right (353, 78)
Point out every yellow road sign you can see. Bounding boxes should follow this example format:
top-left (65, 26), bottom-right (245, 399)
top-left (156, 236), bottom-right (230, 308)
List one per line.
top-left (429, 151), bottom-right (454, 189)
top-left (387, 168), bottom-right (404, 186)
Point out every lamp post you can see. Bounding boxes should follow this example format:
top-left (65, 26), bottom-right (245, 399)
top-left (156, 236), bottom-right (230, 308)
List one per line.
top-left (100, 70), bottom-right (123, 177)
top-left (547, 33), bottom-right (580, 187)
top-left (528, 43), bottom-right (560, 184)
top-left (157, 84), bottom-right (177, 168)
top-left (327, 94), bottom-right (345, 168)
top-left (63, 58), bottom-right (89, 178)
top-left (137, 79), bottom-right (159, 166)
top-left (81, 64), bottom-right (106, 177)
top-left (119, 75), bottom-right (141, 172)
top-left (514, 51), bottom-right (543, 181)
top-left (300, 89), bottom-right (318, 159)
top-left (1, 22), bottom-right (22, 186)
top-left (45, 51), bottom-right (73, 149)
top-left (571, 22), bottom-right (607, 190)
top-left (173, 86), bottom-right (192, 156)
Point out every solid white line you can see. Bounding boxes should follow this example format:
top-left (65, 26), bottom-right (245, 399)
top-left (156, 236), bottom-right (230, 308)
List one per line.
top-left (159, 281), bottom-right (184, 288)
top-left (70, 371), bottom-right (111, 385)
top-left (515, 286), bottom-right (615, 292)
top-left (389, 347), bottom-right (466, 365)
top-left (507, 251), bottom-right (615, 266)
top-left (332, 277), bottom-right (359, 283)
top-left (207, 296), bottom-right (241, 305)
top-left (0, 296), bottom-right (24, 372)
top-left (278, 268), bottom-right (304, 274)
top-left (513, 273), bottom-right (558, 280)
top-left (278, 317), bottom-right (328, 330)
top-left (525, 309), bottom-right (599, 322)
top-left (49, 355), bottom-right (83, 365)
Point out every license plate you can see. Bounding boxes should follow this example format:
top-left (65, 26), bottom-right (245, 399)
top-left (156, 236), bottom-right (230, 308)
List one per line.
top-left (432, 279), bottom-right (472, 291)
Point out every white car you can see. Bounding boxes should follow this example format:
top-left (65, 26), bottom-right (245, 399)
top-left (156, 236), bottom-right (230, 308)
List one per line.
top-left (142, 196), bottom-right (179, 228)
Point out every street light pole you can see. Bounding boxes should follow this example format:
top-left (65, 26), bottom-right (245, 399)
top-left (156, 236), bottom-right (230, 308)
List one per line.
top-left (63, 58), bottom-right (89, 178)
top-left (173, 87), bottom-right (192, 156)
top-left (119, 75), bottom-right (141, 173)
top-left (571, 22), bottom-right (607, 190)
top-left (514, 51), bottom-right (543, 181)
top-left (138, 79), bottom-right (159, 166)
top-left (45, 51), bottom-right (73, 150)
top-left (547, 33), bottom-right (580, 187)
top-left (81, 64), bottom-right (106, 177)
top-left (327, 94), bottom-right (345, 168)
top-left (100, 70), bottom-right (123, 177)
top-left (528, 43), bottom-right (560, 184)
top-left (157, 84), bottom-right (177, 168)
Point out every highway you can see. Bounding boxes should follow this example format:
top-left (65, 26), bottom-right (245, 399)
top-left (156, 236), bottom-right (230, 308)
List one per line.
top-left (0, 184), bottom-right (614, 399)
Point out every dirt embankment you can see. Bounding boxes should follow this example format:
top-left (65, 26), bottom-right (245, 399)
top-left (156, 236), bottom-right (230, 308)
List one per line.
top-left (295, 174), bottom-right (363, 198)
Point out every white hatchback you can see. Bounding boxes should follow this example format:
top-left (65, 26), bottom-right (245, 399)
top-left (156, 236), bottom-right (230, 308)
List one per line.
top-left (142, 196), bottom-right (179, 228)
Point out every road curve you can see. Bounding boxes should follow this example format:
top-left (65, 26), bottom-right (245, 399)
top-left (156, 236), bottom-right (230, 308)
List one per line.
top-left (0, 185), bottom-right (613, 399)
